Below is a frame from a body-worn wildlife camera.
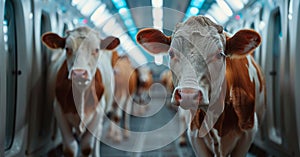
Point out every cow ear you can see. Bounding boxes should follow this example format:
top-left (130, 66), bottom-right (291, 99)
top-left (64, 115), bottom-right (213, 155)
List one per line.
top-left (136, 28), bottom-right (171, 54)
top-left (225, 29), bottom-right (261, 58)
top-left (41, 32), bottom-right (66, 49)
top-left (101, 36), bottom-right (120, 50)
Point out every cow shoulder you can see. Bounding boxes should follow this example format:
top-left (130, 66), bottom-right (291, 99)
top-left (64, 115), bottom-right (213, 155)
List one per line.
top-left (225, 57), bottom-right (256, 130)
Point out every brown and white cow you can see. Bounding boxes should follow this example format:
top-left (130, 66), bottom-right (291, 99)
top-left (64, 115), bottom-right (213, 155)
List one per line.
top-left (133, 66), bottom-right (153, 104)
top-left (108, 53), bottom-right (138, 142)
top-left (42, 26), bottom-right (120, 157)
top-left (132, 66), bottom-right (153, 115)
top-left (136, 16), bottom-right (266, 156)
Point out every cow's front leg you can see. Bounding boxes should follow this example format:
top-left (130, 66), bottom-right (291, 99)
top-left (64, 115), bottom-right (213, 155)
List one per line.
top-left (178, 109), bottom-right (187, 146)
top-left (80, 109), bottom-right (104, 157)
top-left (123, 97), bottom-right (133, 138)
top-left (187, 130), bottom-right (213, 157)
top-left (231, 114), bottom-right (258, 157)
top-left (53, 101), bottom-right (78, 157)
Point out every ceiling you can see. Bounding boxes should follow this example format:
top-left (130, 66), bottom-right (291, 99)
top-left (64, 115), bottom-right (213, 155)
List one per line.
top-left (59, 0), bottom-right (251, 65)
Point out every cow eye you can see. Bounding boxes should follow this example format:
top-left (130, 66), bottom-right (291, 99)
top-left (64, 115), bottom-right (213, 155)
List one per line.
top-left (169, 49), bottom-right (175, 58)
top-left (216, 53), bottom-right (223, 59)
top-left (65, 47), bottom-right (72, 56)
top-left (95, 48), bottom-right (99, 53)
top-left (216, 50), bottom-right (226, 59)
top-left (92, 48), bottom-right (100, 56)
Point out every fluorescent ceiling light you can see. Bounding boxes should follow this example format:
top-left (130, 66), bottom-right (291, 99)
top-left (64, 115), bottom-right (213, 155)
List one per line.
top-left (152, 8), bottom-right (163, 20)
top-left (154, 54), bottom-right (163, 65)
top-left (119, 8), bottom-right (130, 19)
top-left (92, 10), bottom-right (111, 27)
top-left (126, 47), bottom-right (148, 66)
top-left (208, 4), bottom-right (229, 24)
top-left (153, 20), bottom-right (163, 30)
top-left (204, 13), bottom-right (217, 23)
top-left (80, 0), bottom-right (101, 17)
top-left (216, 0), bottom-right (233, 16)
top-left (71, 0), bottom-right (81, 6)
top-left (152, 7), bottom-right (163, 31)
top-left (190, 7), bottom-right (199, 15)
top-left (75, 0), bottom-right (89, 10)
top-left (124, 19), bottom-right (134, 26)
top-left (258, 21), bottom-right (265, 30)
top-left (91, 4), bottom-right (106, 22)
top-left (112, 0), bottom-right (127, 9)
top-left (191, 0), bottom-right (205, 7)
top-left (102, 18), bottom-right (116, 34)
top-left (120, 35), bottom-right (131, 42)
top-left (152, 0), bottom-right (163, 8)
top-left (225, 0), bottom-right (244, 11)
top-left (73, 19), bottom-right (79, 25)
top-left (242, 0), bottom-right (249, 4)
top-left (112, 27), bottom-right (125, 36)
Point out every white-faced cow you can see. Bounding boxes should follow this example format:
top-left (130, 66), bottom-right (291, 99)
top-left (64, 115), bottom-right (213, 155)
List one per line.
top-left (42, 26), bottom-right (120, 157)
top-left (136, 16), bottom-right (266, 156)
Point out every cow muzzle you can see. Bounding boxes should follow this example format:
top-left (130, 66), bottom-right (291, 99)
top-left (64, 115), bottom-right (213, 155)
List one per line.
top-left (71, 69), bottom-right (91, 85)
top-left (173, 87), bottom-right (208, 110)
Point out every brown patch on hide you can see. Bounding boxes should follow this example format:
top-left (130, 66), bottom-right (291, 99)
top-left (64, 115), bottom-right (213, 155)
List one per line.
top-left (225, 57), bottom-right (256, 130)
top-left (55, 61), bottom-right (104, 114)
top-left (214, 104), bottom-right (239, 137)
top-left (111, 50), bottom-right (119, 68)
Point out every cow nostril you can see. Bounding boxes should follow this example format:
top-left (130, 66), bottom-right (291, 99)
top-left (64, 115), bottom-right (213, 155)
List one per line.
top-left (197, 91), bottom-right (203, 101)
top-left (174, 88), bottom-right (203, 102)
top-left (72, 69), bottom-right (88, 79)
top-left (175, 89), bottom-right (182, 101)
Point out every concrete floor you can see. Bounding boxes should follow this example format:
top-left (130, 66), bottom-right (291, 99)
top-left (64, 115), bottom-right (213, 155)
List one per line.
top-left (47, 85), bottom-right (259, 157)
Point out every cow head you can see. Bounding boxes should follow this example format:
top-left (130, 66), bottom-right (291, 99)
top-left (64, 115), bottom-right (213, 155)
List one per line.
top-left (137, 16), bottom-right (261, 111)
top-left (42, 26), bottom-right (120, 88)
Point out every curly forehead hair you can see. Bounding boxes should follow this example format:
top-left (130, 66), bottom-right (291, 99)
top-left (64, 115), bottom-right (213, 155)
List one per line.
top-left (173, 15), bottom-right (226, 49)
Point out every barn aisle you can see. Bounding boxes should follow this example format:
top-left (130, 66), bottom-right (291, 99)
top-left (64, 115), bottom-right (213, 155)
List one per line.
top-left (100, 84), bottom-right (196, 157)
top-left (47, 85), bottom-right (257, 157)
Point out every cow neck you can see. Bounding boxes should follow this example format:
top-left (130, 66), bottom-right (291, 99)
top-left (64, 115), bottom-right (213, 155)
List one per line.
top-left (189, 80), bottom-right (226, 137)
top-left (190, 56), bottom-right (258, 137)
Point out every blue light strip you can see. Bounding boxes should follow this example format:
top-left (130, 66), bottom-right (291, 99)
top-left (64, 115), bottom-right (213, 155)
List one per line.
top-left (111, 0), bottom-right (153, 62)
top-left (184, 0), bottom-right (205, 20)
top-left (111, 0), bottom-right (137, 39)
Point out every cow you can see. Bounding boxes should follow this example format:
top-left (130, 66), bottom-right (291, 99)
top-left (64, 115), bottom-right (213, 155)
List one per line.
top-left (108, 53), bottom-right (138, 142)
top-left (132, 66), bottom-right (153, 115)
top-left (136, 15), bottom-right (266, 156)
top-left (41, 26), bottom-right (120, 157)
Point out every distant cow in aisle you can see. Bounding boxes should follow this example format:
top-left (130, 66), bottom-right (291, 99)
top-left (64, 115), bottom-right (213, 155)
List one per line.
top-left (108, 53), bottom-right (138, 142)
top-left (137, 15), bottom-right (266, 156)
top-left (132, 66), bottom-right (153, 115)
top-left (42, 26), bottom-right (120, 157)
